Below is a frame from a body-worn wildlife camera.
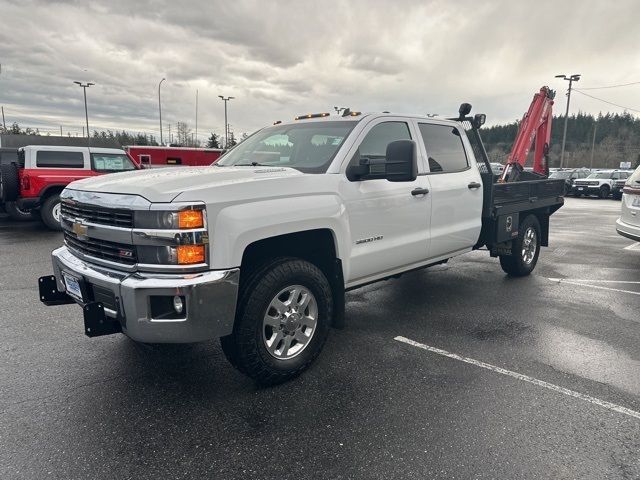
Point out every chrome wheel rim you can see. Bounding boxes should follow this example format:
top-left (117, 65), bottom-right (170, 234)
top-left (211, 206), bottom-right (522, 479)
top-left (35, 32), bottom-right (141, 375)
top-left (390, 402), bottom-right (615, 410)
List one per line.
top-left (52, 202), bottom-right (61, 223)
top-left (522, 227), bottom-right (537, 265)
top-left (263, 285), bottom-right (318, 360)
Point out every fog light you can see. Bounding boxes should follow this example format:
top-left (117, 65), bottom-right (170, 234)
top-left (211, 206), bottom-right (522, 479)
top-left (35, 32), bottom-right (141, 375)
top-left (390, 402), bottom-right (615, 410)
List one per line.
top-left (173, 295), bottom-right (184, 314)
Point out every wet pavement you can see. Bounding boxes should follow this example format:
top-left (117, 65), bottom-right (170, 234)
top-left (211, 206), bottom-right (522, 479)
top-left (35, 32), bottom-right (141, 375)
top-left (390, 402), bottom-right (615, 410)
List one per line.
top-left (1, 197), bottom-right (639, 479)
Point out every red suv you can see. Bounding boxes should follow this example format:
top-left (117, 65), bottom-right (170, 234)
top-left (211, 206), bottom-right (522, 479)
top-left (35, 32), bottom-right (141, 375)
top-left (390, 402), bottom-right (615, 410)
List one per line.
top-left (0, 145), bottom-right (138, 230)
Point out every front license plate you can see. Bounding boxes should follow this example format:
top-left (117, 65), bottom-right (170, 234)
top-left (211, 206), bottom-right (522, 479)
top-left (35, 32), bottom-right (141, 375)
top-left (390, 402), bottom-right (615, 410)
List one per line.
top-left (578, 187), bottom-right (584, 190)
top-left (633, 197), bottom-right (640, 207)
top-left (63, 273), bottom-right (84, 302)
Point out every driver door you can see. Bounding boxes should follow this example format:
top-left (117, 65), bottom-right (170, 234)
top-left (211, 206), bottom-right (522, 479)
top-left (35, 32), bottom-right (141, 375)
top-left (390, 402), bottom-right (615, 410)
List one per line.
top-left (340, 118), bottom-right (432, 285)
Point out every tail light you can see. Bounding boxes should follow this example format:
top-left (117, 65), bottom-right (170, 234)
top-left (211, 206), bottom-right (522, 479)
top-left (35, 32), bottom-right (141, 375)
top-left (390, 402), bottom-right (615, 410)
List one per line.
top-left (623, 186), bottom-right (640, 195)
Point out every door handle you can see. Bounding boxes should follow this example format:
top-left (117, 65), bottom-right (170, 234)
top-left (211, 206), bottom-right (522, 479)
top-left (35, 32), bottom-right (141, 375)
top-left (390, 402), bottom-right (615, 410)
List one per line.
top-left (411, 187), bottom-right (429, 196)
top-left (468, 182), bottom-right (482, 189)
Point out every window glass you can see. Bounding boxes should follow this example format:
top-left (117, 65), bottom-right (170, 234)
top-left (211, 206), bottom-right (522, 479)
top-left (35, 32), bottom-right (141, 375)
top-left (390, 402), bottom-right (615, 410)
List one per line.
top-left (217, 121), bottom-right (356, 173)
top-left (353, 122), bottom-right (412, 164)
top-left (419, 123), bottom-right (469, 173)
top-left (628, 166), bottom-right (640, 184)
top-left (36, 150), bottom-right (84, 168)
top-left (91, 153), bottom-right (136, 172)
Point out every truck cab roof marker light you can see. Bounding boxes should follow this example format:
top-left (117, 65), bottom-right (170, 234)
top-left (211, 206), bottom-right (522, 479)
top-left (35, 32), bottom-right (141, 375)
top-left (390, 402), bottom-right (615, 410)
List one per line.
top-left (294, 113), bottom-right (331, 120)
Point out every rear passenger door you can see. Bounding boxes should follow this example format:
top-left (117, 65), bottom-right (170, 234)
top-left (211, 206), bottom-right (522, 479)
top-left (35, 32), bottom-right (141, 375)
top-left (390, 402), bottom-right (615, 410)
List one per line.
top-left (417, 121), bottom-right (483, 258)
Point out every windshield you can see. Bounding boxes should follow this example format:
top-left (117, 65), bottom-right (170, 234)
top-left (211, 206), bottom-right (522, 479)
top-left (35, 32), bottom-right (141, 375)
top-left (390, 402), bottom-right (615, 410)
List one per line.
top-left (217, 121), bottom-right (357, 173)
top-left (550, 171), bottom-right (572, 179)
top-left (587, 172), bottom-right (613, 179)
top-left (91, 153), bottom-right (137, 172)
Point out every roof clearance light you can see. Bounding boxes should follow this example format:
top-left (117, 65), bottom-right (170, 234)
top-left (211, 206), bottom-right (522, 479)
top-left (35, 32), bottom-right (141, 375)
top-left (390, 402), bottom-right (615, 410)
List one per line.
top-left (349, 111), bottom-right (361, 116)
top-left (294, 113), bottom-right (332, 120)
top-left (178, 209), bottom-right (204, 229)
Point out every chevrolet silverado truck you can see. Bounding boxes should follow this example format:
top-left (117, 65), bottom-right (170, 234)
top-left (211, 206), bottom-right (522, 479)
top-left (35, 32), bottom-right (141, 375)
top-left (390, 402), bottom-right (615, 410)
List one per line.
top-left (39, 108), bottom-right (564, 384)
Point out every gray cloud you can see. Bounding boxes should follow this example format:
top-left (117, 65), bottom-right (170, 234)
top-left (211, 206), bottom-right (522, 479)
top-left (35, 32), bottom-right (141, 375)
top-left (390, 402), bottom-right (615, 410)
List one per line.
top-left (1, 0), bottom-right (639, 142)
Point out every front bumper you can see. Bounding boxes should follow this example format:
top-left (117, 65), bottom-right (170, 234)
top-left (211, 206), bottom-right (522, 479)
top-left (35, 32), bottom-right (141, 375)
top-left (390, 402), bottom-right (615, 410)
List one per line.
top-left (48, 246), bottom-right (239, 343)
top-left (616, 217), bottom-right (640, 242)
top-left (573, 185), bottom-right (601, 194)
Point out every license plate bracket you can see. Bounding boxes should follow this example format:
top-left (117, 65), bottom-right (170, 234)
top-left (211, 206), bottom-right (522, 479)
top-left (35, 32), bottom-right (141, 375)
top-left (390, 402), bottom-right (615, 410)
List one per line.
top-left (633, 197), bottom-right (640, 207)
top-left (62, 271), bottom-right (86, 303)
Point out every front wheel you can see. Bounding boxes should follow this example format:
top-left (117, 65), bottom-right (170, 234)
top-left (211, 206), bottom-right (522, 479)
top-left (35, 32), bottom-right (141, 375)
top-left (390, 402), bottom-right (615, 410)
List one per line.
top-left (499, 214), bottom-right (541, 277)
top-left (599, 185), bottom-right (610, 199)
top-left (40, 194), bottom-right (62, 231)
top-left (221, 258), bottom-right (333, 385)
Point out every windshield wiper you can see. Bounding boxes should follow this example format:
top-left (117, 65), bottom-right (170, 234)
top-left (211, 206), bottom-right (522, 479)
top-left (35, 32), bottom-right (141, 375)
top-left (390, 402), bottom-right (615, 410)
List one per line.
top-left (235, 162), bottom-right (270, 166)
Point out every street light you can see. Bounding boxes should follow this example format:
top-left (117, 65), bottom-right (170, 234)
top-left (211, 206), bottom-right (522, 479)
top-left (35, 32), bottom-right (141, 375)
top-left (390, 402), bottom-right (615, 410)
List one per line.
top-left (218, 95), bottom-right (234, 148)
top-left (555, 73), bottom-right (581, 168)
top-left (73, 81), bottom-right (94, 146)
top-left (158, 78), bottom-right (166, 145)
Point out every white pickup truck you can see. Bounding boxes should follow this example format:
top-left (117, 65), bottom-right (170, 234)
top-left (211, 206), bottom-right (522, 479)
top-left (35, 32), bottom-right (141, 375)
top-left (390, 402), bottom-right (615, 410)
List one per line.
top-left (39, 108), bottom-right (564, 384)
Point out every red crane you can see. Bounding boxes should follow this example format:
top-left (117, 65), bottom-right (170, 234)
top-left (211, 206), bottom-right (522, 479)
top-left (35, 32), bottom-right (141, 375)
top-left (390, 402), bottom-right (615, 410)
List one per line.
top-left (500, 86), bottom-right (555, 182)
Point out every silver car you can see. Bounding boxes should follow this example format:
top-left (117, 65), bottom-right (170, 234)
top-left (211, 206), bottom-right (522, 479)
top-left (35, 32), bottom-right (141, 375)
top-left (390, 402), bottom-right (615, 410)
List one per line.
top-left (616, 165), bottom-right (640, 241)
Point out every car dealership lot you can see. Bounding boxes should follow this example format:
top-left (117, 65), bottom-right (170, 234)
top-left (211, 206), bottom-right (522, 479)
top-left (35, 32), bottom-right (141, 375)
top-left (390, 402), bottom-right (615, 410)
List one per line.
top-left (1, 198), bottom-right (639, 479)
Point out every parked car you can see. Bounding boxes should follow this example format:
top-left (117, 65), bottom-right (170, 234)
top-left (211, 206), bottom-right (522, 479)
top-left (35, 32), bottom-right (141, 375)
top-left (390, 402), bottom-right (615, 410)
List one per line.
top-left (0, 145), bottom-right (137, 230)
top-left (572, 170), bottom-right (631, 198)
top-left (39, 110), bottom-right (564, 384)
top-left (549, 168), bottom-right (590, 196)
top-left (616, 165), bottom-right (640, 241)
top-left (612, 170), bottom-right (635, 200)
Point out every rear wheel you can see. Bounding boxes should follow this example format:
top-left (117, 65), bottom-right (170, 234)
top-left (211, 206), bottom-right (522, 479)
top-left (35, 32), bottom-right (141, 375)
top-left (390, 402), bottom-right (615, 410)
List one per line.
top-left (0, 163), bottom-right (20, 202)
top-left (221, 258), bottom-right (332, 385)
top-left (598, 185), bottom-right (610, 199)
top-left (40, 194), bottom-right (62, 231)
top-left (499, 214), bottom-right (541, 277)
top-left (4, 201), bottom-right (33, 221)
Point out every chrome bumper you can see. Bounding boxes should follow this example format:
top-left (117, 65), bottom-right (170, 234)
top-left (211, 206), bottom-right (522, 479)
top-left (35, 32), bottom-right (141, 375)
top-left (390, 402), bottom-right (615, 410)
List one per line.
top-left (51, 246), bottom-right (239, 343)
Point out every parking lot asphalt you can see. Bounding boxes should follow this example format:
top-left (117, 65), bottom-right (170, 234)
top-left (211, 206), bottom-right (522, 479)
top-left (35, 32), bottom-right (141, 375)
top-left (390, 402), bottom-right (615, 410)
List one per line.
top-left (1, 197), bottom-right (639, 480)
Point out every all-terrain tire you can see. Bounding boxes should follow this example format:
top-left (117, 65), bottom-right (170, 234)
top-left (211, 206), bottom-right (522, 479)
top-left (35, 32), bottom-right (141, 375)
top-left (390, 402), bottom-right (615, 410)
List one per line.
top-left (221, 258), bottom-right (333, 385)
top-left (40, 194), bottom-right (62, 231)
top-left (499, 214), bottom-right (541, 277)
top-left (0, 163), bottom-right (20, 202)
top-left (4, 201), bottom-right (33, 221)
top-left (599, 185), bottom-right (610, 199)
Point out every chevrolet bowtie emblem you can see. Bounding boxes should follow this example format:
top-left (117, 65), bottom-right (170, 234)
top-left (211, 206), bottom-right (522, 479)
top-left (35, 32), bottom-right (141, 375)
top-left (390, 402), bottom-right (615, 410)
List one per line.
top-left (72, 221), bottom-right (88, 239)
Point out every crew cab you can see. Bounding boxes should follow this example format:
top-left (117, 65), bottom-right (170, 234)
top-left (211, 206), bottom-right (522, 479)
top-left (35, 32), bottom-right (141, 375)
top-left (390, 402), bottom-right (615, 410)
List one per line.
top-left (39, 110), bottom-right (564, 384)
top-left (573, 170), bottom-right (631, 198)
top-left (616, 165), bottom-right (640, 241)
top-left (0, 145), bottom-right (137, 229)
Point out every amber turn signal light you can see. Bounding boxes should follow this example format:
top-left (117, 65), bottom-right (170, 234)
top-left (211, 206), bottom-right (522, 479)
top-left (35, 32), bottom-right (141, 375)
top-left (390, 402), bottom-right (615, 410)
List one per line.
top-left (178, 210), bottom-right (204, 229)
top-left (176, 245), bottom-right (206, 264)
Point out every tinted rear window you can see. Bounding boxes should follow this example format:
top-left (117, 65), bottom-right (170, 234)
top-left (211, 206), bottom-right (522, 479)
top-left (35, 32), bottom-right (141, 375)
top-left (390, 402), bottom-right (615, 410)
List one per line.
top-left (419, 123), bottom-right (469, 173)
top-left (36, 151), bottom-right (84, 168)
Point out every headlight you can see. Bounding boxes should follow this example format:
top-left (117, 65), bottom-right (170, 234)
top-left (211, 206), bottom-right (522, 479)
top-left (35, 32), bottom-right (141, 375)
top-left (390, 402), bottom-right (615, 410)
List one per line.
top-left (134, 207), bottom-right (205, 229)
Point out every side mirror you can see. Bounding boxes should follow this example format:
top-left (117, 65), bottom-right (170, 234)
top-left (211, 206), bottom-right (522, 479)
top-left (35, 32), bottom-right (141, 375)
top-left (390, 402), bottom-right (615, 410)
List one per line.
top-left (346, 140), bottom-right (417, 182)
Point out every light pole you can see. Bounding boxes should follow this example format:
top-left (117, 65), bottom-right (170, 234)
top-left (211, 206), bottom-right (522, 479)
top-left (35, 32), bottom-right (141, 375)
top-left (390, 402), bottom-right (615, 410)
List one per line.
top-left (218, 95), bottom-right (234, 148)
top-left (158, 78), bottom-right (166, 145)
top-left (73, 81), bottom-right (94, 146)
top-left (555, 73), bottom-right (580, 168)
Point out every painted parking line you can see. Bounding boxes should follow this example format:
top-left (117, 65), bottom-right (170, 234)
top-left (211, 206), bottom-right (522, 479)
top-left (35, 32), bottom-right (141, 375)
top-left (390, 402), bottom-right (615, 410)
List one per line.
top-left (394, 336), bottom-right (640, 421)
top-left (624, 242), bottom-right (640, 250)
top-left (548, 278), bottom-right (640, 296)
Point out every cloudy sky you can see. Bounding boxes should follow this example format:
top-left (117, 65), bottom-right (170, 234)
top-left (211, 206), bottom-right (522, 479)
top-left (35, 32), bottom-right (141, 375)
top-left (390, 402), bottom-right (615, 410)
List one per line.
top-left (1, 0), bottom-right (639, 142)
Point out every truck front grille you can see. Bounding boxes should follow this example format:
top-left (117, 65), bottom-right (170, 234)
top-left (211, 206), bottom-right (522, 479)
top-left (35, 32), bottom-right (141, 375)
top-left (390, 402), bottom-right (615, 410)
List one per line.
top-left (64, 231), bottom-right (137, 265)
top-left (61, 201), bottom-right (134, 228)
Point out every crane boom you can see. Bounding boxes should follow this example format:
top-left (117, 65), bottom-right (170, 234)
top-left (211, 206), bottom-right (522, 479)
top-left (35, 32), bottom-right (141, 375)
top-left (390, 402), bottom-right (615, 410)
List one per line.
top-left (500, 86), bottom-right (555, 182)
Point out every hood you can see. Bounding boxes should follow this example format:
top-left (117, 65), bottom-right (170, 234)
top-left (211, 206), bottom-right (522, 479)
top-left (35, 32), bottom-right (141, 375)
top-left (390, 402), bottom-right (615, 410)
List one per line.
top-left (66, 166), bottom-right (304, 202)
